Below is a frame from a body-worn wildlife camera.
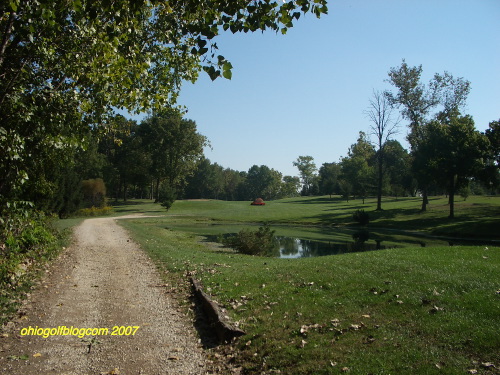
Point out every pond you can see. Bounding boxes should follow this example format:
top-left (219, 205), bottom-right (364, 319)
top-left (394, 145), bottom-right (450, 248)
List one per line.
top-left (165, 222), bottom-right (496, 258)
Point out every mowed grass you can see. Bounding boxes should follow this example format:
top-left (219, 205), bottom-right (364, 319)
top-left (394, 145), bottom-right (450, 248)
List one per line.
top-left (115, 197), bottom-right (500, 374)
top-left (114, 195), bottom-right (500, 239)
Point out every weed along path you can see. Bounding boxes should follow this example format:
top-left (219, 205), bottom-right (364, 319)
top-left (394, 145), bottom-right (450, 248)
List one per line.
top-left (0, 216), bottom-right (206, 374)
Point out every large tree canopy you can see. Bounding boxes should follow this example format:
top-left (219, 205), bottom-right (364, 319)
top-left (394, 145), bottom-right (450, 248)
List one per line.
top-left (0, 0), bottom-right (327, 209)
top-left (415, 116), bottom-right (489, 218)
top-left (386, 60), bottom-right (470, 211)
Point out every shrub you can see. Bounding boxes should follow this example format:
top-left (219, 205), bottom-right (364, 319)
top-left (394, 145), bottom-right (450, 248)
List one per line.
top-left (353, 209), bottom-right (370, 225)
top-left (0, 209), bottom-right (61, 325)
top-left (459, 185), bottom-right (470, 201)
top-left (158, 183), bottom-right (177, 211)
top-left (222, 225), bottom-right (278, 256)
top-left (76, 206), bottom-right (113, 217)
top-left (81, 178), bottom-right (107, 208)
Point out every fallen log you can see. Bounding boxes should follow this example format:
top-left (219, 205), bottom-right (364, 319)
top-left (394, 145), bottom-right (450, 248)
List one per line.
top-left (190, 277), bottom-right (246, 343)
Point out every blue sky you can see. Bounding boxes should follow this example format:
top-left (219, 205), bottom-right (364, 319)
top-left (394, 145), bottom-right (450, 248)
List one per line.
top-left (148, 0), bottom-right (500, 178)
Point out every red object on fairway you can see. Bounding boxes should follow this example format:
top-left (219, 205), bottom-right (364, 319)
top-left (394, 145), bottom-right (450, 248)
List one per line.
top-left (251, 198), bottom-right (265, 206)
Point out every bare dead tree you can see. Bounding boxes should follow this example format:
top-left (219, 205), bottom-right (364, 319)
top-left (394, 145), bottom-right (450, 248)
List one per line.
top-left (365, 89), bottom-right (401, 210)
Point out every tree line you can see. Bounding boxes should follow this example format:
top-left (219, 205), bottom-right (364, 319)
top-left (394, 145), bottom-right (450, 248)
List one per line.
top-left (41, 62), bottom-right (497, 218)
top-left (292, 63), bottom-right (499, 219)
top-left (0, 0), bottom-right (326, 211)
top-left (0, 0), bottom-right (497, 223)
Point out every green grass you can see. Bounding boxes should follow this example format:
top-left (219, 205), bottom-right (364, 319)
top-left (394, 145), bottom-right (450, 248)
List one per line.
top-left (114, 197), bottom-right (500, 374)
top-left (113, 195), bottom-right (500, 239)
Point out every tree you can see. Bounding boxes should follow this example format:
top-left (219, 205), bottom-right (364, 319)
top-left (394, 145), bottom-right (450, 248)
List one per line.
top-left (384, 140), bottom-right (413, 198)
top-left (139, 111), bottom-right (207, 202)
top-left (318, 162), bottom-right (341, 198)
top-left (281, 176), bottom-right (301, 198)
top-left (340, 132), bottom-right (376, 203)
top-left (416, 116), bottom-right (489, 218)
top-left (365, 90), bottom-right (400, 210)
top-left (245, 165), bottom-right (283, 200)
top-left (484, 120), bottom-right (500, 191)
top-left (183, 158), bottom-right (225, 199)
top-left (0, 0), bottom-right (327, 215)
top-left (222, 168), bottom-right (246, 201)
top-left (485, 120), bottom-right (500, 169)
top-left (386, 60), bottom-right (470, 211)
top-left (293, 156), bottom-right (318, 195)
top-left (385, 61), bottom-right (439, 211)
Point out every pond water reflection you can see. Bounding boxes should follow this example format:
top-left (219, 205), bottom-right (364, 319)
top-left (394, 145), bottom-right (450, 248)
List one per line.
top-left (277, 232), bottom-right (399, 258)
top-left (168, 222), bottom-right (495, 258)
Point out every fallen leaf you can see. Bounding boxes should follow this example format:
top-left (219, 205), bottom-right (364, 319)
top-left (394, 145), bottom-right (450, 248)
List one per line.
top-left (430, 305), bottom-right (444, 314)
top-left (100, 369), bottom-right (120, 375)
top-left (480, 362), bottom-right (496, 369)
top-left (364, 335), bottom-right (376, 344)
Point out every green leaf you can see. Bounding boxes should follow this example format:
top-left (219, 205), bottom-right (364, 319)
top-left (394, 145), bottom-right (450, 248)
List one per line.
top-left (9, 0), bottom-right (18, 12)
top-left (197, 38), bottom-right (207, 48)
top-left (222, 61), bottom-right (233, 79)
top-left (204, 66), bottom-right (220, 81)
top-left (222, 68), bottom-right (232, 80)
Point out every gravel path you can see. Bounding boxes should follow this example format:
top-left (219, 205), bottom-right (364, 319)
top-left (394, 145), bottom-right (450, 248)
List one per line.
top-left (0, 216), bottom-right (207, 374)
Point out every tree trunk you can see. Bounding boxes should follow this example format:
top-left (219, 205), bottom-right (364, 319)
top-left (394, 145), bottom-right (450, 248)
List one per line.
top-left (420, 187), bottom-right (428, 212)
top-left (448, 176), bottom-right (455, 219)
top-left (376, 156), bottom-right (383, 210)
top-left (154, 178), bottom-right (160, 202)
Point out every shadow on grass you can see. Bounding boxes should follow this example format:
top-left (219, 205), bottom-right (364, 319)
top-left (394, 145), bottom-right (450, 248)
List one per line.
top-left (279, 196), bottom-right (345, 204)
top-left (303, 202), bottom-right (500, 240)
top-left (111, 199), bottom-right (166, 215)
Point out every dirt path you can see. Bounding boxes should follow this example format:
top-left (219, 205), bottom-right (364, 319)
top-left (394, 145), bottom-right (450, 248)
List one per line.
top-left (0, 216), bottom-right (207, 374)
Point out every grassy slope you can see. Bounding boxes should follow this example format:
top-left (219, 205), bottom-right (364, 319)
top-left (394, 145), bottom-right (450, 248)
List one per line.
top-left (115, 197), bottom-right (500, 374)
top-left (116, 195), bottom-right (500, 239)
